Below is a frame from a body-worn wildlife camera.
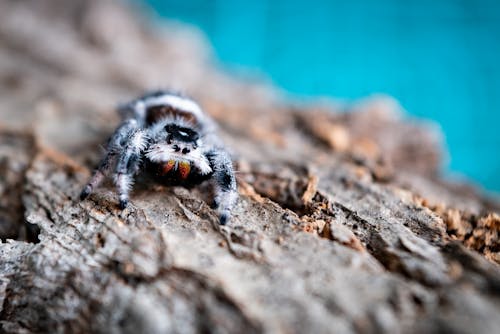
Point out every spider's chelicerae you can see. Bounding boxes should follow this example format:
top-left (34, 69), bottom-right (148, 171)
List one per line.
top-left (80, 90), bottom-right (237, 225)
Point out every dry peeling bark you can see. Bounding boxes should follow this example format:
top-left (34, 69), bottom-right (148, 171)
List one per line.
top-left (1, 1), bottom-right (500, 333)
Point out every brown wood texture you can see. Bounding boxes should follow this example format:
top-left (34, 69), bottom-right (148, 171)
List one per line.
top-left (0, 1), bottom-right (499, 333)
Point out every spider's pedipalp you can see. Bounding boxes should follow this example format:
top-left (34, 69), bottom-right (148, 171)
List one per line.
top-left (146, 143), bottom-right (212, 175)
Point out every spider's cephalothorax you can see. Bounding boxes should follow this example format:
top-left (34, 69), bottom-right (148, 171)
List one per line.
top-left (80, 91), bottom-right (237, 225)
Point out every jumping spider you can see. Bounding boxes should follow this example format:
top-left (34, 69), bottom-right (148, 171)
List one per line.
top-left (80, 91), bottom-right (237, 225)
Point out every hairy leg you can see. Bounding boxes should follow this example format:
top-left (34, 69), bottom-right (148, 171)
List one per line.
top-left (80, 119), bottom-right (143, 204)
top-left (207, 150), bottom-right (238, 225)
top-left (113, 130), bottom-right (147, 208)
top-left (79, 152), bottom-right (115, 200)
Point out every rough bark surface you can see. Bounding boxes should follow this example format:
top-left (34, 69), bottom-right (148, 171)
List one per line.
top-left (0, 1), bottom-right (499, 333)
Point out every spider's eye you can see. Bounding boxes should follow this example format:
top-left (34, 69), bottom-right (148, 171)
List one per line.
top-left (182, 148), bottom-right (190, 154)
top-left (165, 124), bottom-right (177, 133)
top-left (173, 145), bottom-right (180, 152)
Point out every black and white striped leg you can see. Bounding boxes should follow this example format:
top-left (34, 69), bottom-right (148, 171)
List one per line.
top-left (112, 130), bottom-right (146, 209)
top-left (208, 150), bottom-right (237, 225)
top-left (80, 119), bottom-right (141, 203)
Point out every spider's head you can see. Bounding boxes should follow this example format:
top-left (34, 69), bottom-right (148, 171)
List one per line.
top-left (146, 123), bottom-right (212, 175)
top-left (164, 123), bottom-right (200, 155)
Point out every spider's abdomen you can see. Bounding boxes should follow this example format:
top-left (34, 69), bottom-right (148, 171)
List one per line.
top-left (134, 92), bottom-right (206, 128)
top-left (145, 105), bottom-right (196, 126)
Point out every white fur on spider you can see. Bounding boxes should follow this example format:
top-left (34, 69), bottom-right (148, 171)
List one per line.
top-left (143, 94), bottom-right (205, 120)
top-left (215, 189), bottom-right (237, 216)
top-left (115, 173), bottom-right (133, 203)
top-left (132, 100), bottom-right (147, 120)
top-left (146, 144), bottom-right (213, 175)
top-left (130, 130), bottom-right (148, 152)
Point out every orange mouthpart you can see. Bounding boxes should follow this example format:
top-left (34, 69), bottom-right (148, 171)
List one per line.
top-left (162, 160), bottom-right (176, 174)
top-left (178, 161), bottom-right (191, 179)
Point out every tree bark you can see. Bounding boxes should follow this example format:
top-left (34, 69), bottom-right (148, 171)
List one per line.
top-left (0, 1), bottom-right (499, 333)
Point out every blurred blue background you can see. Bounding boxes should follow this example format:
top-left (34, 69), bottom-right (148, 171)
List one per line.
top-left (143, 0), bottom-right (500, 193)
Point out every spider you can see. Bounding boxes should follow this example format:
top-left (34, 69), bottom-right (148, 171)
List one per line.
top-left (80, 90), bottom-right (237, 225)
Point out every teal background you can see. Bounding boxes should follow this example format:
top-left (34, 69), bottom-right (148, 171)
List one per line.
top-left (143, 0), bottom-right (500, 192)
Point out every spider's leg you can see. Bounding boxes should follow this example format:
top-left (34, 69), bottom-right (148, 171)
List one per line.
top-left (113, 129), bottom-right (147, 209)
top-left (80, 119), bottom-right (141, 201)
top-left (207, 149), bottom-right (237, 225)
top-left (79, 153), bottom-right (115, 200)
